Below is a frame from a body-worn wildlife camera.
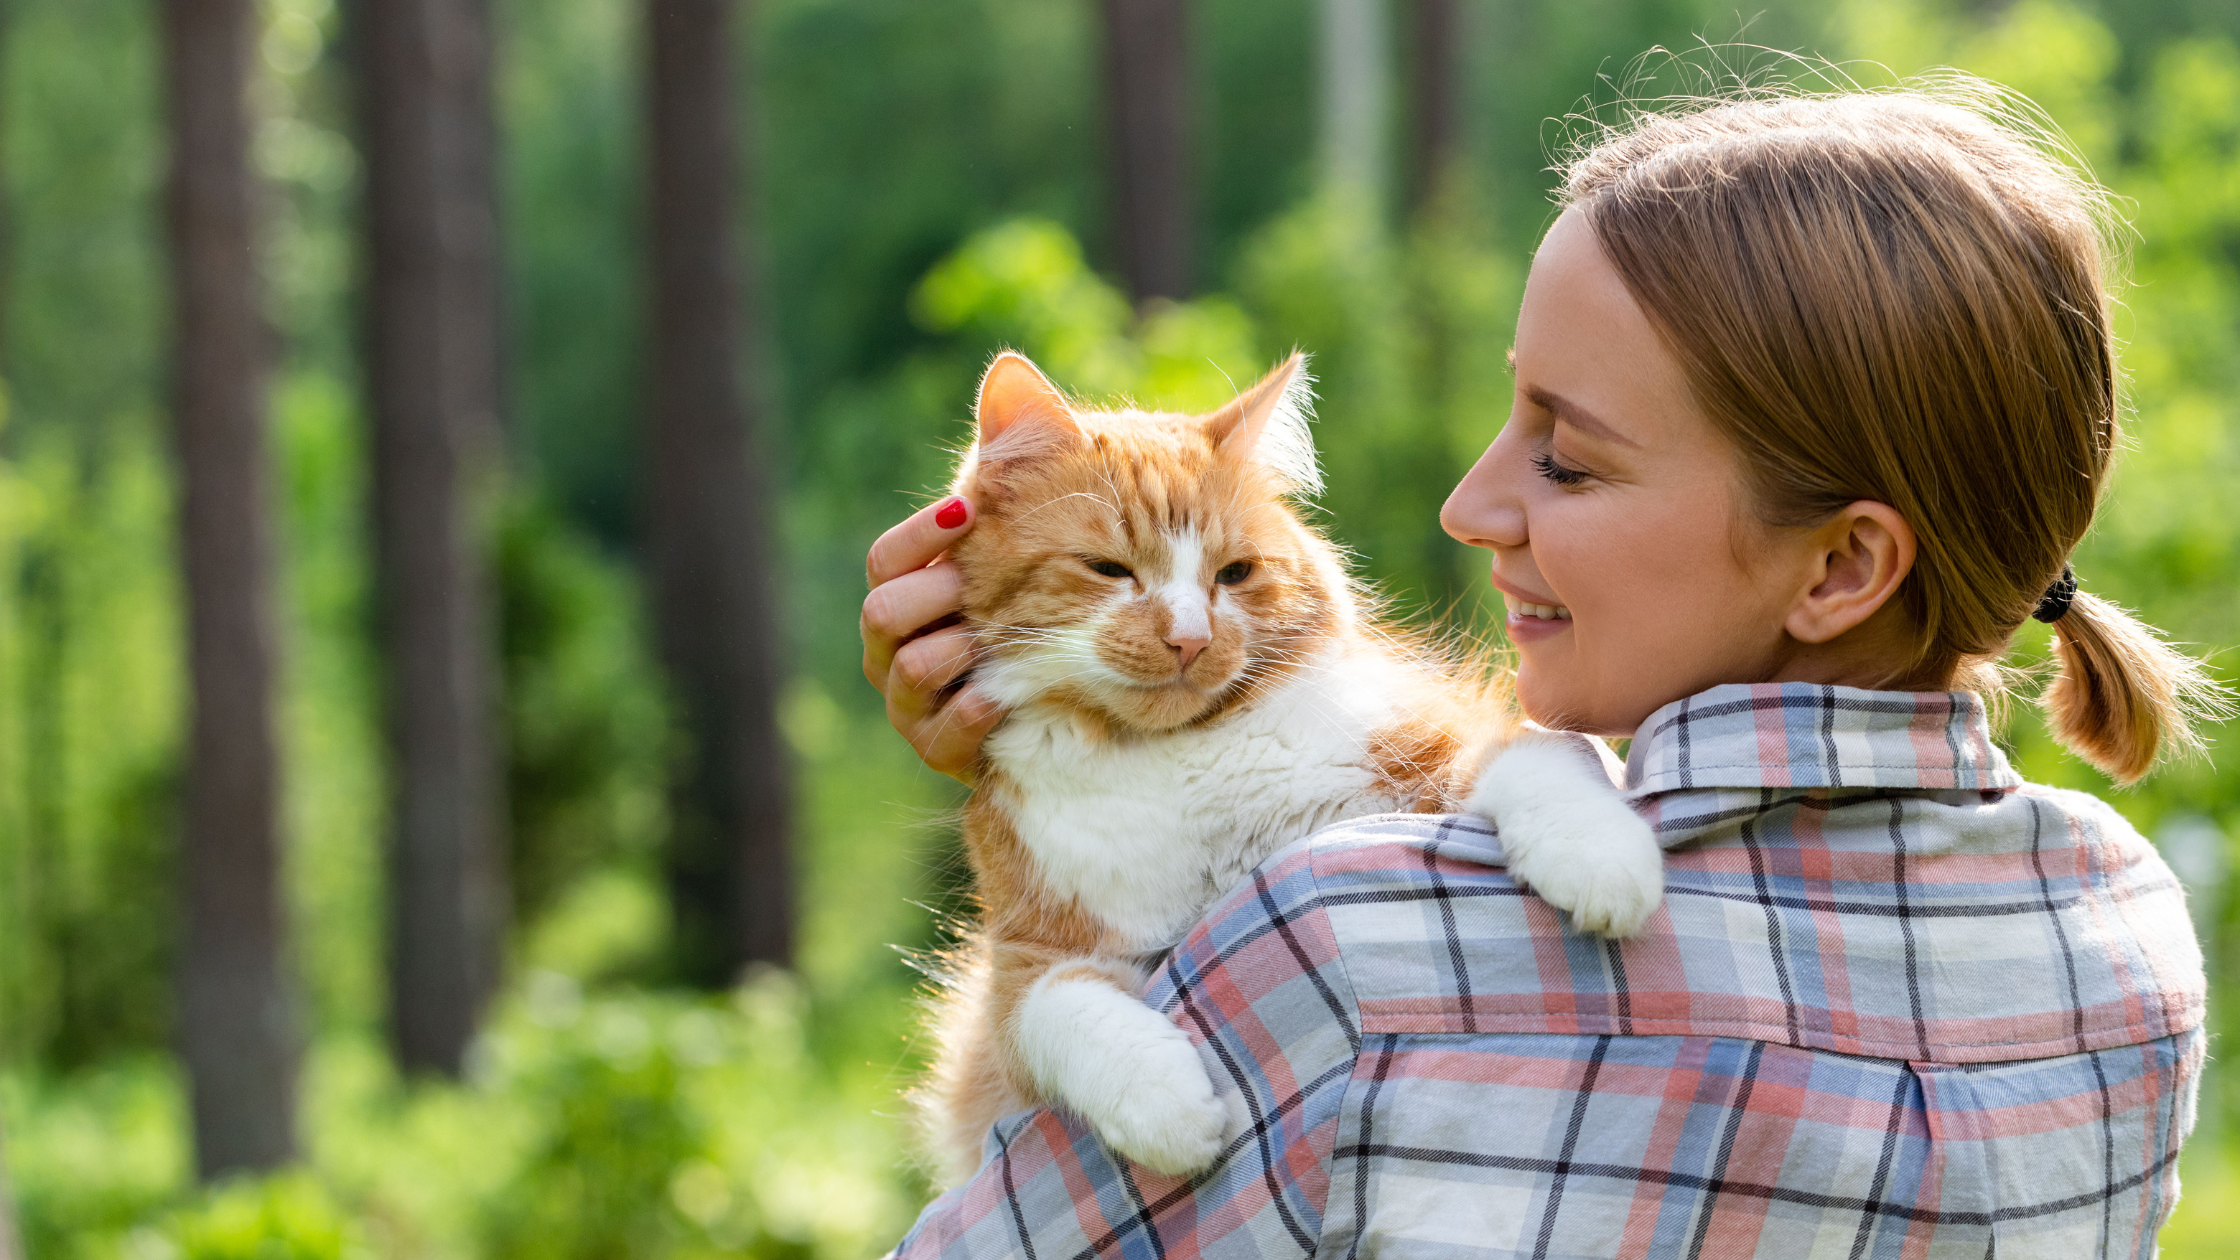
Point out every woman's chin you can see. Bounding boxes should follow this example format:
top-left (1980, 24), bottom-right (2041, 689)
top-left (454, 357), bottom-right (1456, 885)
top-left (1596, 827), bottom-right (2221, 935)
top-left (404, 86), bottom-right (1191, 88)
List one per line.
top-left (1514, 671), bottom-right (1650, 741)
top-left (1512, 666), bottom-right (1590, 735)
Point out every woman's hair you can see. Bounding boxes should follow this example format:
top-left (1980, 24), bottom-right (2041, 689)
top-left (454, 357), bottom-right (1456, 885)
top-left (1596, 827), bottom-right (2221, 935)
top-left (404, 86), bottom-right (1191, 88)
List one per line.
top-left (1559, 77), bottom-right (2224, 783)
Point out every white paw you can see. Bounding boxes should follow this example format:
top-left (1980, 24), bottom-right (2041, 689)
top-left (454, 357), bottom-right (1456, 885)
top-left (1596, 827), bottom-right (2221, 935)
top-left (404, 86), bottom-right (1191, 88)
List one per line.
top-left (1086, 1033), bottom-right (1227, 1176)
top-left (1468, 739), bottom-right (1665, 938)
top-left (1016, 973), bottom-right (1229, 1177)
top-left (1503, 795), bottom-right (1664, 937)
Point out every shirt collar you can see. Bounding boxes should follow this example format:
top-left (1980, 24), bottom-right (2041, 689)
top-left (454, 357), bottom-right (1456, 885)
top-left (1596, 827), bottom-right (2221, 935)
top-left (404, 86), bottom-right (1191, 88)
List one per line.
top-left (1623, 682), bottom-right (2022, 794)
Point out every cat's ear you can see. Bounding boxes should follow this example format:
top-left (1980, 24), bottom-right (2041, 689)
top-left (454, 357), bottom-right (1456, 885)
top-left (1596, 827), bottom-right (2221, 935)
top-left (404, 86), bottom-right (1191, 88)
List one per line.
top-left (973, 351), bottom-right (1079, 457)
top-left (1202, 352), bottom-right (1321, 496)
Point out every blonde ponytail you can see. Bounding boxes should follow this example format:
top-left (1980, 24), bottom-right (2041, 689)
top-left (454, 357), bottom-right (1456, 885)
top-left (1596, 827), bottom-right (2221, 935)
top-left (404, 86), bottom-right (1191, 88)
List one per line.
top-left (2044, 592), bottom-right (2230, 784)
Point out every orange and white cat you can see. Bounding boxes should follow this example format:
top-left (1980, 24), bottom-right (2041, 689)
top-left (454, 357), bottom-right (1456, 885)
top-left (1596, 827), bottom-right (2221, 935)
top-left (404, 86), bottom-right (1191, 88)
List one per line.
top-left (916, 351), bottom-right (1662, 1183)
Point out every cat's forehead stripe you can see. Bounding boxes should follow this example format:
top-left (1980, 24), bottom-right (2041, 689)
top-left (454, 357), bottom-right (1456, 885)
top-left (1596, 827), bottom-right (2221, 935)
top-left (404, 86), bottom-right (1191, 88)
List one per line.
top-left (1156, 526), bottom-right (1205, 586)
top-left (1102, 454), bottom-right (1198, 541)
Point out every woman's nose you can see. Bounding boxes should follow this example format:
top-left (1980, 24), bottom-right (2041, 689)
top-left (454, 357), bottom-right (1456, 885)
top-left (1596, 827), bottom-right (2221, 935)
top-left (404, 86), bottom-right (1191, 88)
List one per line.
top-left (1442, 426), bottom-right (1529, 550)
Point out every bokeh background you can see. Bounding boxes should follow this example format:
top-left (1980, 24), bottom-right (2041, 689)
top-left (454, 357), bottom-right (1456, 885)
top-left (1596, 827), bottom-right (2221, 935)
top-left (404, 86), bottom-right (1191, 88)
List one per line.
top-left (2, 0), bottom-right (2239, 1256)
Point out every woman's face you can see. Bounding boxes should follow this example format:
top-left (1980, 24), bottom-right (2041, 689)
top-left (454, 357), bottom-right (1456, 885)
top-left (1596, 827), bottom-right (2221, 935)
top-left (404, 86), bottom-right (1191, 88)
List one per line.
top-left (1442, 208), bottom-right (1811, 738)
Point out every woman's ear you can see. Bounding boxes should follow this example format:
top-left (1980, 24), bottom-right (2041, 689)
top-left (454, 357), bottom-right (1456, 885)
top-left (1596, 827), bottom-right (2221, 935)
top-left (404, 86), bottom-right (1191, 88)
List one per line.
top-left (1784, 501), bottom-right (1916, 645)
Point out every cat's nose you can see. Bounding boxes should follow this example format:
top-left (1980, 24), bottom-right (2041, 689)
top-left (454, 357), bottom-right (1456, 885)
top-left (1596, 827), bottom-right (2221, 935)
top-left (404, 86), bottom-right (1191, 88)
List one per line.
top-left (1163, 598), bottom-right (1212, 671)
top-left (1168, 634), bottom-right (1211, 670)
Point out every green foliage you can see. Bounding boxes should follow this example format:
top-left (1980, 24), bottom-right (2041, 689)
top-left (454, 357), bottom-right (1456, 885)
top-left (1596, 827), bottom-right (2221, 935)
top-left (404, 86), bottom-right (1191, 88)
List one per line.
top-left (498, 0), bottom-right (641, 542)
top-left (913, 218), bottom-right (1261, 412)
top-left (150, 1173), bottom-right (363, 1260)
top-left (8, 969), bottom-right (936, 1260)
top-left (257, 0), bottom-right (358, 383)
top-left (7, 1062), bottom-right (185, 1255)
top-left (273, 371), bottom-right (385, 1040)
top-left (478, 995), bottom-right (706, 1260)
top-left (757, 0), bottom-right (1096, 424)
top-left (2162, 1153), bottom-right (2240, 1257)
top-left (498, 497), bottom-right (671, 929)
top-left (5, 644), bottom-right (953, 1259)
top-left (2, 0), bottom-right (161, 456)
top-left (0, 424), bottom-right (182, 1067)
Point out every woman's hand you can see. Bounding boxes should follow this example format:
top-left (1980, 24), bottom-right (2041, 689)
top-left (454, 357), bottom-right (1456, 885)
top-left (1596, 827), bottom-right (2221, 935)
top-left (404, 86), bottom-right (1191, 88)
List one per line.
top-left (861, 497), bottom-right (1002, 783)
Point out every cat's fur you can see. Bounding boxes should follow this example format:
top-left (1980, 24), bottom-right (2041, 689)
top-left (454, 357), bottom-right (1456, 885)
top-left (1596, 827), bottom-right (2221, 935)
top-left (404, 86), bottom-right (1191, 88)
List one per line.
top-left (915, 351), bottom-right (1662, 1184)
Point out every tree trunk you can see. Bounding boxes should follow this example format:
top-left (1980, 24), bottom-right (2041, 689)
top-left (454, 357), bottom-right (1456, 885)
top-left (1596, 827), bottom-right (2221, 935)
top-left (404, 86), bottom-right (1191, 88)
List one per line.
top-left (163, 0), bottom-right (298, 1177)
top-left (1402, 0), bottom-right (1457, 219)
top-left (646, 0), bottom-right (794, 985)
top-left (1319, 0), bottom-right (1390, 205)
top-left (1100, 0), bottom-right (1192, 302)
top-left (355, 0), bottom-right (509, 1076)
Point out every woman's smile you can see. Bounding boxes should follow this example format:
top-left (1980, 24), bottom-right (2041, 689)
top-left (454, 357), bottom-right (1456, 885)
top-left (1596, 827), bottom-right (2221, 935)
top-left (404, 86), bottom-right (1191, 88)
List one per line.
top-left (1488, 574), bottom-right (1573, 640)
top-left (1501, 598), bottom-right (1572, 641)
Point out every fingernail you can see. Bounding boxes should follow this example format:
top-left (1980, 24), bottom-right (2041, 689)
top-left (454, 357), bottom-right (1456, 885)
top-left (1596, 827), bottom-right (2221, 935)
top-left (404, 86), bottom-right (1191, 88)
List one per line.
top-left (935, 498), bottom-right (968, 530)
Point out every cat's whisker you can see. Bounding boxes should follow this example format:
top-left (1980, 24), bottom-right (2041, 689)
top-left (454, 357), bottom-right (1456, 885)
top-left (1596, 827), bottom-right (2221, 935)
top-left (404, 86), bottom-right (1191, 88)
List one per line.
top-left (981, 628), bottom-right (1076, 646)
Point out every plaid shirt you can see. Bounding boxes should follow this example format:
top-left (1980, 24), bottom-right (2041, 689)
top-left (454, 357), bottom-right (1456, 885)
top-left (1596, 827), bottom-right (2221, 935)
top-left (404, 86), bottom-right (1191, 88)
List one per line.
top-left (891, 684), bottom-right (2206, 1259)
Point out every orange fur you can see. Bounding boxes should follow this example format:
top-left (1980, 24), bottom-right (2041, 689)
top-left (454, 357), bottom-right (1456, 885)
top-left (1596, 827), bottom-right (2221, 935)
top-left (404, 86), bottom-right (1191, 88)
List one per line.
top-left (911, 352), bottom-right (1538, 1183)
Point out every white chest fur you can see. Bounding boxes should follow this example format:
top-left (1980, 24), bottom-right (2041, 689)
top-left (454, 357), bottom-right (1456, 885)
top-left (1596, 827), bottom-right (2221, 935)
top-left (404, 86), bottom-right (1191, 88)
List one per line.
top-left (984, 651), bottom-right (1414, 951)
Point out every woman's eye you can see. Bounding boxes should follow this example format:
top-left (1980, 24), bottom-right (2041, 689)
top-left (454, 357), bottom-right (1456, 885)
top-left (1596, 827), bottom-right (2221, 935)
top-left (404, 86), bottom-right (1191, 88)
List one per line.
top-left (1532, 451), bottom-right (1590, 487)
top-left (1214, 561), bottom-right (1253, 586)
top-left (1086, 558), bottom-right (1133, 579)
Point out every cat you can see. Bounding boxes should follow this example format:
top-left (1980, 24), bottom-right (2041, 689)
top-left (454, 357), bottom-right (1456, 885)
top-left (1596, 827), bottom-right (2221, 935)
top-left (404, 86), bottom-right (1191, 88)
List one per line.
top-left (914, 350), bottom-right (1663, 1184)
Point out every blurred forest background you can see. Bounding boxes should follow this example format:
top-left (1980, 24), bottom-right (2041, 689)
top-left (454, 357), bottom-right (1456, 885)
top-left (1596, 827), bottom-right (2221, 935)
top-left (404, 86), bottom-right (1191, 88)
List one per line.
top-left (2, 0), bottom-right (2239, 1256)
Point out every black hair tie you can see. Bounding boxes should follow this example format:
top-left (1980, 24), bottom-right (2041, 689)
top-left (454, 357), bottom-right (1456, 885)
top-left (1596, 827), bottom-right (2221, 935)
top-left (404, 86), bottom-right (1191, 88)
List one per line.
top-left (2033, 562), bottom-right (2078, 624)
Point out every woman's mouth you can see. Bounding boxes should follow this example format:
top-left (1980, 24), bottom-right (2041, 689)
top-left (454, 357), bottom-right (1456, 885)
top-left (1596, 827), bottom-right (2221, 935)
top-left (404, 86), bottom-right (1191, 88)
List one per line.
top-left (1501, 592), bottom-right (1573, 642)
top-left (1504, 597), bottom-right (1571, 621)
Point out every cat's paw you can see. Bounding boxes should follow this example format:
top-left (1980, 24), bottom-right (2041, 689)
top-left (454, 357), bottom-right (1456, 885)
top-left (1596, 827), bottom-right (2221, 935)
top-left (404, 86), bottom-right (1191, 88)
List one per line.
top-left (1468, 738), bottom-right (1664, 938)
top-left (1016, 971), bottom-right (1229, 1177)
top-left (1504, 795), bottom-right (1663, 937)
top-left (1087, 1034), bottom-right (1228, 1176)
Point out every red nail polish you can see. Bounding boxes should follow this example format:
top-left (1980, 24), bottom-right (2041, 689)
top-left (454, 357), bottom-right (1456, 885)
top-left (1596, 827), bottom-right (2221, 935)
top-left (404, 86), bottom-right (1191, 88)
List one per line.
top-left (935, 498), bottom-right (968, 530)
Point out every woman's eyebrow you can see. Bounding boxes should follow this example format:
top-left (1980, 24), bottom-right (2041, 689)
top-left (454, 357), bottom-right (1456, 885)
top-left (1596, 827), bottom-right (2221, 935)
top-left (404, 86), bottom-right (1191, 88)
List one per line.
top-left (1525, 385), bottom-right (1641, 448)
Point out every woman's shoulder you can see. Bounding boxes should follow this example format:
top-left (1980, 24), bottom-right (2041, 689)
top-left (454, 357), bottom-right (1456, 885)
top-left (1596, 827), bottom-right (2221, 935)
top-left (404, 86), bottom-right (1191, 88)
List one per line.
top-left (2013, 776), bottom-right (2158, 846)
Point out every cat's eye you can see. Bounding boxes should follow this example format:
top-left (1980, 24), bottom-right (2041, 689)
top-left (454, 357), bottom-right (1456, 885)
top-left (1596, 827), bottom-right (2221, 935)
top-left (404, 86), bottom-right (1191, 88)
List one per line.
top-left (1215, 561), bottom-right (1253, 586)
top-left (1085, 558), bottom-right (1133, 579)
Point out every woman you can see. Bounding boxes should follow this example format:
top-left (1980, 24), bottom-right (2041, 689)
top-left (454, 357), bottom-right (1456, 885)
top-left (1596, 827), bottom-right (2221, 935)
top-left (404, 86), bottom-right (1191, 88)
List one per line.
top-left (860, 84), bottom-right (2213, 1258)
